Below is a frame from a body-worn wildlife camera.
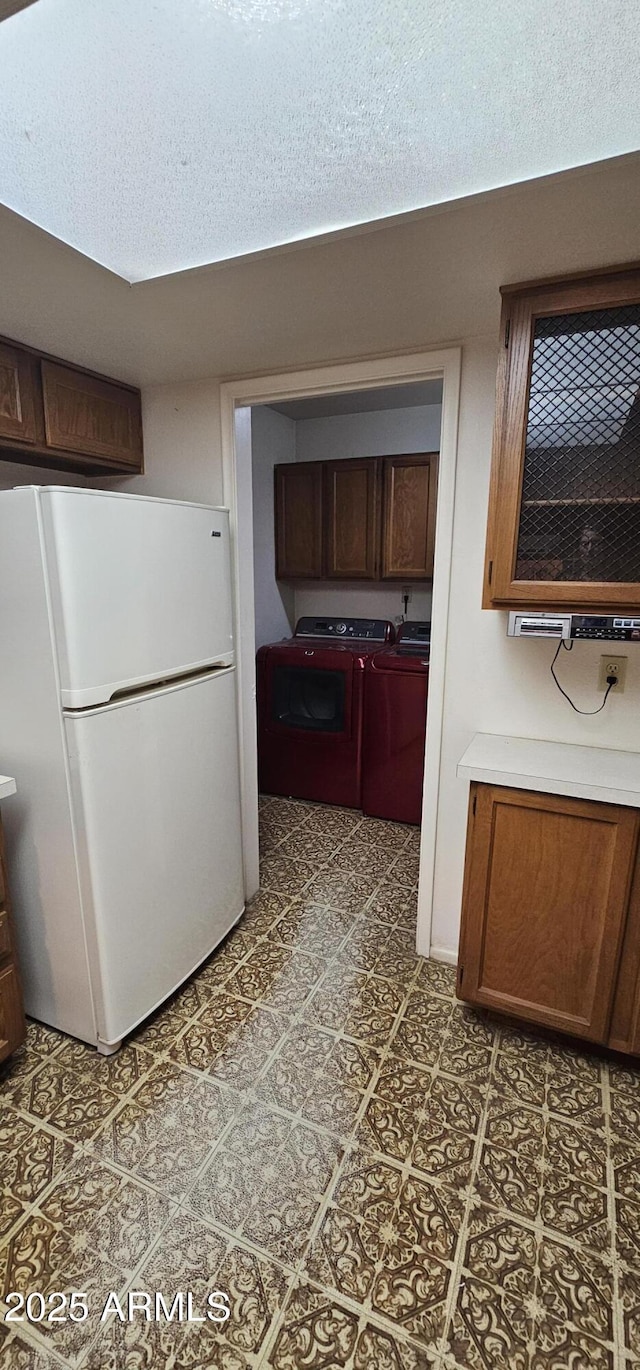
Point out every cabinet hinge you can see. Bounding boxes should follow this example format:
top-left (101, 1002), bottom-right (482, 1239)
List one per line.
top-left (504, 318), bottom-right (511, 348)
top-left (458, 965), bottom-right (464, 985)
top-left (472, 794), bottom-right (477, 817)
top-left (487, 560), bottom-right (493, 586)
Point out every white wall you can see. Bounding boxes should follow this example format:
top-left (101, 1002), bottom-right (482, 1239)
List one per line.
top-left (293, 403), bottom-right (441, 627)
top-left (429, 336), bottom-right (640, 959)
top-left (110, 380), bottom-right (223, 503)
top-left (0, 459), bottom-right (92, 493)
top-left (251, 407), bottom-right (296, 649)
top-left (294, 404), bottom-right (442, 462)
top-left (295, 581), bottom-right (432, 626)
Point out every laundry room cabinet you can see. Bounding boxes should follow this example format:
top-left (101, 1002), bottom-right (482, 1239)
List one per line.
top-left (457, 778), bottom-right (640, 1054)
top-left (275, 451), bottom-right (438, 581)
top-left (0, 334), bottom-right (143, 475)
top-left (381, 453), bottom-right (438, 579)
top-left (483, 264), bottom-right (640, 611)
top-left (324, 457), bottom-right (381, 578)
top-left (275, 461), bottom-right (324, 578)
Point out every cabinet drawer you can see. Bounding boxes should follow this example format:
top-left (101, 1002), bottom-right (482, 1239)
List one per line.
top-left (0, 909), bottom-right (10, 961)
top-left (0, 962), bottom-right (25, 1063)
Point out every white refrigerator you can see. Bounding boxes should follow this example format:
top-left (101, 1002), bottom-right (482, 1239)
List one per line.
top-left (0, 486), bottom-right (244, 1052)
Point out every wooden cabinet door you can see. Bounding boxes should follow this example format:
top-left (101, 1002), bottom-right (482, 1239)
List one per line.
top-left (457, 783), bottom-right (639, 1042)
top-left (382, 453), bottom-right (437, 579)
top-left (324, 458), bottom-right (380, 579)
top-left (0, 341), bottom-right (38, 445)
top-left (275, 462), bottom-right (323, 578)
top-left (608, 847), bottom-right (640, 1054)
top-left (41, 360), bottom-right (143, 468)
top-left (0, 964), bottom-right (24, 1064)
top-left (484, 266), bottom-right (640, 611)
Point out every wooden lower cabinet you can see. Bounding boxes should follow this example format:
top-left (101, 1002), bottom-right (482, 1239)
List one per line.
top-left (457, 782), bottom-right (640, 1049)
top-left (0, 818), bottom-right (26, 1062)
top-left (608, 854), bottom-right (640, 1054)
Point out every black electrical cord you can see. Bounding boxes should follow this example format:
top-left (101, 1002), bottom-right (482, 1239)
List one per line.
top-left (550, 640), bottom-right (616, 715)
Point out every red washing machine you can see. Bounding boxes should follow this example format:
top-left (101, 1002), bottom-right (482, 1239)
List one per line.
top-left (362, 621), bottom-right (430, 826)
top-left (257, 617), bottom-right (395, 809)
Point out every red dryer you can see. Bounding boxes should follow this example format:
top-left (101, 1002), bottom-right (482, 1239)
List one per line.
top-left (257, 617), bottom-right (394, 809)
top-left (362, 621), bottom-right (430, 826)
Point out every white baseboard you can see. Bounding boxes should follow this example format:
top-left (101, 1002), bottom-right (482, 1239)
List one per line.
top-left (428, 946), bottom-right (458, 966)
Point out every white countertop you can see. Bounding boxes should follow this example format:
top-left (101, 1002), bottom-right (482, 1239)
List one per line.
top-left (0, 776), bottom-right (16, 801)
top-left (457, 734), bottom-right (640, 808)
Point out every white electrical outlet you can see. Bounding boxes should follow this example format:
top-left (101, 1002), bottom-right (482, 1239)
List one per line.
top-left (598, 655), bottom-right (627, 693)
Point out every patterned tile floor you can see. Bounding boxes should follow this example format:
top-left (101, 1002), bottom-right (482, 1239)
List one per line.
top-left (1, 796), bottom-right (639, 1369)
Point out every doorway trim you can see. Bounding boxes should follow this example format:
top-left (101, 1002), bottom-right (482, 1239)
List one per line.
top-left (220, 346), bottom-right (462, 959)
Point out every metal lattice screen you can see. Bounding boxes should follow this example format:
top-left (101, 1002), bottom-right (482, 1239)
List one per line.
top-left (515, 304), bottom-right (640, 583)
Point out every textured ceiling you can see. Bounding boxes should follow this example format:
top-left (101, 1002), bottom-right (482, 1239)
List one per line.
top-left (1, 155), bottom-right (639, 387)
top-left (0, 0), bottom-right (638, 282)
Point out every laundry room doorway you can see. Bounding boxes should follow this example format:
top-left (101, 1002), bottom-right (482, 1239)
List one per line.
top-left (220, 347), bottom-right (461, 959)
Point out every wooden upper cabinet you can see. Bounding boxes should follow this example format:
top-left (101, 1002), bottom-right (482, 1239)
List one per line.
top-left (484, 265), bottom-right (640, 610)
top-left (324, 458), bottom-right (381, 579)
top-left (0, 342), bottom-right (38, 446)
top-left (275, 451), bottom-right (439, 581)
top-left (457, 782), bottom-right (639, 1043)
top-left (41, 361), bottom-right (143, 468)
top-left (381, 453), bottom-right (437, 580)
top-left (275, 462), bottom-right (323, 578)
top-left (0, 335), bottom-right (143, 475)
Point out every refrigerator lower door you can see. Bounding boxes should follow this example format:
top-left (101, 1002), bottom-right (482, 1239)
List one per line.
top-left (64, 668), bottom-right (243, 1048)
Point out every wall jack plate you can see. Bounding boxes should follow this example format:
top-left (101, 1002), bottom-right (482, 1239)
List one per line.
top-left (598, 656), bottom-right (627, 693)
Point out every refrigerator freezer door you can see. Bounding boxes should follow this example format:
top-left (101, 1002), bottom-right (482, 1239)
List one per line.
top-left (64, 669), bottom-right (244, 1047)
top-left (40, 488), bottom-right (234, 707)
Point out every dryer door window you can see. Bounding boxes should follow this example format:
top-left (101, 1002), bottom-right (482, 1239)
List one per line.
top-left (272, 665), bottom-right (346, 733)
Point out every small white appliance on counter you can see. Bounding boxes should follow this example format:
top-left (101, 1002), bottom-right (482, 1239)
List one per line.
top-left (0, 486), bottom-right (244, 1052)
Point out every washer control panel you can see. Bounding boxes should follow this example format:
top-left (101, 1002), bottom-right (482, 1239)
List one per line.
top-left (295, 617), bottom-right (394, 642)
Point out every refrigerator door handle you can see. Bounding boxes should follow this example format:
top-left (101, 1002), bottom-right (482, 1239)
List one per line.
top-left (63, 662), bottom-right (236, 715)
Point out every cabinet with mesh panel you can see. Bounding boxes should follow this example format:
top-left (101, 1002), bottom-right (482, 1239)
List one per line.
top-left (484, 266), bottom-right (640, 609)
